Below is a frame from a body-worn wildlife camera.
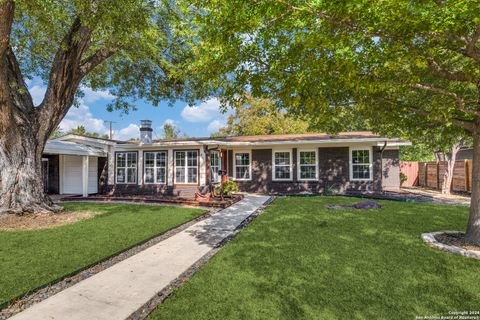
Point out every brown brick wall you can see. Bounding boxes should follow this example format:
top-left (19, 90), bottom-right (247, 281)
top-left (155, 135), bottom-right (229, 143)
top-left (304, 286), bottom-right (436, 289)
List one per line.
top-left (234, 147), bottom-right (384, 194)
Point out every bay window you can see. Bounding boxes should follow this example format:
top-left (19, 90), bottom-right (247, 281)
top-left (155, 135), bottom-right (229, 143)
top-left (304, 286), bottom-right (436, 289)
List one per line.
top-left (144, 151), bottom-right (167, 184)
top-left (273, 150), bottom-right (292, 181)
top-left (350, 148), bottom-right (372, 180)
top-left (116, 152), bottom-right (137, 184)
top-left (234, 151), bottom-right (251, 180)
top-left (298, 150), bottom-right (317, 180)
top-left (175, 150), bottom-right (198, 184)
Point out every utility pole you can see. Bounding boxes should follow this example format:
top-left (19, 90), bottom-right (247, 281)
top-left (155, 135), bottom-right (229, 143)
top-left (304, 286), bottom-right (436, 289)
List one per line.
top-left (104, 121), bottom-right (116, 140)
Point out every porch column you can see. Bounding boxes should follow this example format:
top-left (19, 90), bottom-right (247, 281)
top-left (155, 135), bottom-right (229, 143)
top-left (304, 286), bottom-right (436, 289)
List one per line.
top-left (82, 155), bottom-right (89, 197)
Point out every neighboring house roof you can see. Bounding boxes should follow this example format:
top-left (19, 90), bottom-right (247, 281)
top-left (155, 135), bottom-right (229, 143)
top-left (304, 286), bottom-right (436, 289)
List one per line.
top-left (44, 140), bottom-right (107, 157)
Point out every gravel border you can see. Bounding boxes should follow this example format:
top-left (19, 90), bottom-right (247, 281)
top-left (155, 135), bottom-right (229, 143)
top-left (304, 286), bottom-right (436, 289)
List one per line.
top-left (0, 209), bottom-right (216, 320)
top-left (125, 196), bottom-right (276, 320)
top-left (421, 231), bottom-right (480, 260)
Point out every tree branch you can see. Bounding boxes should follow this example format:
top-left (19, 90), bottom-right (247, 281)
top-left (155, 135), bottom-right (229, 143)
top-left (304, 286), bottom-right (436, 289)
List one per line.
top-left (410, 83), bottom-right (474, 115)
top-left (37, 17), bottom-right (93, 141)
top-left (79, 47), bottom-right (118, 76)
top-left (426, 57), bottom-right (475, 83)
top-left (465, 26), bottom-right (480, 64)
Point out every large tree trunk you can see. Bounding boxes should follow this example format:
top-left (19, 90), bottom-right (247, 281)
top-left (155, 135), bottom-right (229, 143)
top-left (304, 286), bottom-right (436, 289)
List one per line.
top-left (0, 131), bottom-right (56, 214)
top-left (441, 142), bottom-right (462, 195)
top-left (466, 132), bottom-right (480, 245)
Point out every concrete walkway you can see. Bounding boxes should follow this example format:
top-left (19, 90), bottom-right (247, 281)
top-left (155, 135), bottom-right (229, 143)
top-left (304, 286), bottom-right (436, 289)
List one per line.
top-left (10, 194), bottom-right (271, 320)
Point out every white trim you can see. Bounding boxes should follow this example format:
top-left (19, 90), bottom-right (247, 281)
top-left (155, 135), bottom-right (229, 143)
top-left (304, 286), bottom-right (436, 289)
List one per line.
top-left (82, 156), bottom-right (89, 197)
top-left (349, 147), bottom-right (373, 181)
top-left (210, 150), bottom-right (221, 183)
top-left (272, 149), bottom-right (293, 181)
top-left (297, 148), bottom-right (319, 181)
top-left (143, 151), bottom-right (167, 184)
top-left (233, 150), bottom-right (252, 181)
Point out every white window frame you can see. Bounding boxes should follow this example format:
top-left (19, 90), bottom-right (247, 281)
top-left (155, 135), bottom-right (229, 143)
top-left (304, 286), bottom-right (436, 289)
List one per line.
top-left (233, 150), bottom-right (252, 181)
top-left (143, 151), bottom-right (167, 184)
top-left (210, 150), bottom-right (221, 183)
top-left (272, 149), bottom-right (293, 181)
top-left (174, 150), bottom-right (199, 184)
top-left (115, 152), bottom-right (137, 184)
top-left (349, 147), bottom-right (373, 181)
top-left (297, 148), bottom-right (318, 181)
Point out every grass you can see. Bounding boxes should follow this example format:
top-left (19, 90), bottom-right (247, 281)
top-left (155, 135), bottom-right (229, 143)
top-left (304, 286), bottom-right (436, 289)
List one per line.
top-left (149, 196), bottom-right (480, 320)
top-left (0, 203), bottom-right (205, 307)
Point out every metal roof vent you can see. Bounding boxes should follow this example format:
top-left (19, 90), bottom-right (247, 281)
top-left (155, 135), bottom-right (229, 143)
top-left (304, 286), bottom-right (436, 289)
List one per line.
top-left (140, 120), bottom-right (152, 144)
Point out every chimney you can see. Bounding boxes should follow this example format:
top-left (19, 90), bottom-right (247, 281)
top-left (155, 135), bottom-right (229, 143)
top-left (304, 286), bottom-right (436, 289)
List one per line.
top-left (140, 120), bottom-right (152, 144)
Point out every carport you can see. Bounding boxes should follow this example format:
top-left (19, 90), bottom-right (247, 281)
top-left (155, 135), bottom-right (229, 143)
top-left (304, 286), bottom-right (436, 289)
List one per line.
top-left (43, 140), bottom-right (107, 197)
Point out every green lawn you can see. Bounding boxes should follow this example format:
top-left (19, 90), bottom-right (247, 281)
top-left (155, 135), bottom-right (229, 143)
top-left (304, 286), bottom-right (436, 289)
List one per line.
top-left (0, 203), bottom-right (205, 307)
top-left (150, 196), bottom-right (480, 320)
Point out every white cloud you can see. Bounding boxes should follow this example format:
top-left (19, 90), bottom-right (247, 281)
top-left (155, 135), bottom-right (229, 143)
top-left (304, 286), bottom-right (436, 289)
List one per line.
top-left (181, 98), bottom-right (225, 123)
top-left (207, 119), bottom-right (226, 133)
top-left (59, 102), bottom-right (108, 135)
top-left (80, 85), bottom-right (115, 103)
top-left (114, 124), bottom-right (140, 141)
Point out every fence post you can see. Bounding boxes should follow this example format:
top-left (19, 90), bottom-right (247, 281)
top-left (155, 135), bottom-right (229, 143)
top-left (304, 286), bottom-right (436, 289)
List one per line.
top-left (436, 161), bottom-right (440, 190)
top-left (423, 163), bottom-right (427, 187)
top-left (465, 159), bottom-right (470, 192)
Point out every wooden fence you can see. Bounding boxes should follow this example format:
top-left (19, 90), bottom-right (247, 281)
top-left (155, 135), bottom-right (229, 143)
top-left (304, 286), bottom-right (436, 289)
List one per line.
top-left (415, 160), bottom-right (472, 193)
top-left (400, 161), bottom-right (419, 187)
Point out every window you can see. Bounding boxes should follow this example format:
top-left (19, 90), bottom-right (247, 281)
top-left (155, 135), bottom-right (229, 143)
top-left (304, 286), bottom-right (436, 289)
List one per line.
top-left (144, 151), bottom-right (167, 184)
top-left (175, 150), bottom-right (198, 184)
top-left (116, 152), bottom-right (137, 184)
top-left (350, 148), bottom-right (372, 180)
top-left (210, 151), bottom-right (221, 183)
top-left (298, 150), bottom-right (317, 180)
top-left (234, 151), bottom-right (251, 180)
top-left (273, 150), bottom-right (292, 181)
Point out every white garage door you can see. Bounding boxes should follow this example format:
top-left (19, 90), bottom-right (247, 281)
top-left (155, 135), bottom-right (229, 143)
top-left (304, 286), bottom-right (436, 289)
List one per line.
top-left (63, 156), bottom-right (98, 194)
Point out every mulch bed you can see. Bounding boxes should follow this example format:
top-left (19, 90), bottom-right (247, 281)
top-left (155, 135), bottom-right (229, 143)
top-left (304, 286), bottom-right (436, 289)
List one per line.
top-left (61, 194), bottom-right (244, 209)
top-left (434, 232), bottom-right (480, 252)
top-left (0, 210), bottom-right (97, 231)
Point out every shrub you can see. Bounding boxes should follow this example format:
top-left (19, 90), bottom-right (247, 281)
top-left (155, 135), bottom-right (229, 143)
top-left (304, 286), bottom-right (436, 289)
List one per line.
top-left (400, 172), bottom-right (408, 185)
top-left (222, 180), bottom-right (239, 196)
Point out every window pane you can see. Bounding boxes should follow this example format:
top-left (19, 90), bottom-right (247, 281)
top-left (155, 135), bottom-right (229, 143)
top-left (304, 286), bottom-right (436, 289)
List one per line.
top-left (144, 152), bottom-right (154, 167)
top-left (145, 168), bottom-right (154, 183)
top-left (187, 167), bottom-right (198, 183)
top-left (236, 166), bottom-right (249, 179)
top-left (353, 164), bottom-right (370, 179)
top-left (274, 152), bottom-right (290, 165)
top-left (127, 153), bottom-right (137, 168)
top-left (300, 151), bottom-right (315, 165)
top-left (210, 152), bottom-right (219, 166)
top-left (275, 166), bottom-right (291, 179)
top-left (235, 153), bottom-right (249, 165)
top-left (127, 168), bottom-right (136, 183)
top-left (352, 150), bottom-right (369, 164)
top-left (175, 152), bottom-right (185, 166)
top-left (156, 152), bottom-right (166, 167)
top-left (175, 167), bottom-right (185, 183)
top-left (300, 166), bottom-right (316, 179)
top-left (156, 168), bottom-right (166, 183)
top-left (187, 151), bottom-right (198, 167)
top-left (116, 168), bottom-right (125, 183)
top-left (116, 153), bottom-right (126, 167)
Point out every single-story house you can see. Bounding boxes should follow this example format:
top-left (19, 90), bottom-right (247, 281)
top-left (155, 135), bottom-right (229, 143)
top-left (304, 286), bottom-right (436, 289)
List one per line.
top-left (42, 120), bottom-right (409, 198)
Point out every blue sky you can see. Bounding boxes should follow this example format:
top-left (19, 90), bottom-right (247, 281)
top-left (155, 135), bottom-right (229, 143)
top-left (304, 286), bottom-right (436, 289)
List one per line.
top-left (27, 78), bottom-right (231, 140)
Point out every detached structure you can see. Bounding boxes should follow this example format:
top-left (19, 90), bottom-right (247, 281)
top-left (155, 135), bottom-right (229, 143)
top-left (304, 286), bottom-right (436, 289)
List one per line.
top-left (42, 120), bottom-right (409, 198)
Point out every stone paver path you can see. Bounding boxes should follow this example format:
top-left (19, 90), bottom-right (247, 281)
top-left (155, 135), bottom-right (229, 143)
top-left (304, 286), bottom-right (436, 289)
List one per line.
top-left (10, 194), bottom-right (270, 320)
